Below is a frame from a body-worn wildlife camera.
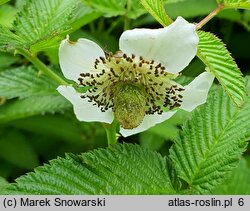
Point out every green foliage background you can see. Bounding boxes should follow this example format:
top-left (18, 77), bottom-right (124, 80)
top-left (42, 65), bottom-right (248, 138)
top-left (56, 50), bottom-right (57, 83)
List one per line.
top-left (0, 0), bottom-right (250, 194)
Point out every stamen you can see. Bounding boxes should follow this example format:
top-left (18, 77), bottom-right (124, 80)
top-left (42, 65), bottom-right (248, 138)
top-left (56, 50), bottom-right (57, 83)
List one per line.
top-left (100, 57), bottom-right (106, 63)
top-left (77, 53), bottom-right (185, 122)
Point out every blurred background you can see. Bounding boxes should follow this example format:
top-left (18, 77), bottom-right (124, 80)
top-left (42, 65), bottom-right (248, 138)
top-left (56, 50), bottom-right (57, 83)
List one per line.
top-left (0, 0), bottom-right (249, 183)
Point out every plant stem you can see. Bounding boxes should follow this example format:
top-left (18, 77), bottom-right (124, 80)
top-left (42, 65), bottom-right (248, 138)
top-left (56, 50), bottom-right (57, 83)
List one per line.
top-left (196, 4), bottom-right (224, 30)
top-left (106, 17), bottom-right (122, 34)
top-left (103, 121), bottom-right (118, 146)
top-left (124, 17), bottom-right (130, 30)
top-left (124, 0), bottom-right (132, 30)
top-left (16, 48), bottom-right (68, 85)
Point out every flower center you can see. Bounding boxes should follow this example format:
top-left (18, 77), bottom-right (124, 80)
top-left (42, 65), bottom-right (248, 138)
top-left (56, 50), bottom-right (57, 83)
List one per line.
top-left (78, 52), bottom-right (184, 129)
top-left (112, 83), bottom-right (146, 129)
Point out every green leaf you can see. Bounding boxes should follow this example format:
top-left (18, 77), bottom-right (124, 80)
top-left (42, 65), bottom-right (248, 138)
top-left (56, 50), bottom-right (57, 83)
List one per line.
top-left (9, 115), bottom-right (92, 146)
top-left (0, 4), bottom-right (16, 27)
top-left (0, 95), bottom-right (71, 123)
top-left (0, 160), bottom-right (15, 179)
top-left (0, 176), bottom-right (8, 191)
top-left (14, 0), bottom-right (79, 52)
top-left (0, 130), bottom-right (39, 169)
top-left (166, 0), bottom-right (217, 19)
top-left (197, 31), bottom-right (245, 106)
top-left (0, 66), bottom-right (71, 123)
top-left (69, 6), bottom-right (102, 32)
top-left (0, 52), bottom-right (19, 70)
top-left (169, 78), bottom-right (250, 194)
top-left (145, 110), bottom-right (189, 141)
top-left (0, 0), bottom-right (9, 5)
top-left (4, 144), bottom-right (175, 194)
top-left (213, 158), bottom-right (250, 194)
top-left (139, 132), bottom-right (165, 151)
top-left (0, 0), bottom-right (80, 53)
top-left (217, 0), bottom-right (250, 9)
top-left (127, 0), bottom-right (146, 19)
top-left (0, 25), bottom-right (23, 52)
top-left (81, 0), bottom-right (145, 18)
top-left (0, 0), bottom-right (101, 53)
top-left (217, 9), bottom-right (242, 22)
top-left (81, 0), bottom-right (127, 17)
top-left (0, 66), bottom-right (58, 99)
top-left (140, 0), bottom-right (172, 26)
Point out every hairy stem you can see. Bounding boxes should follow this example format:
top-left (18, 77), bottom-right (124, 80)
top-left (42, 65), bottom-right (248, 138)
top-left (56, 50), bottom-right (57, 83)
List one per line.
top-left (196, 4), bottom-right (224, 30)
top-left (103, 121), bottom-right (118, 146)
top-left (124, 17), bottom-right (130, 30)
top-left (124, 0), bottom-right (132, 30)
top-left (16, 48), bottom-right (68, 85)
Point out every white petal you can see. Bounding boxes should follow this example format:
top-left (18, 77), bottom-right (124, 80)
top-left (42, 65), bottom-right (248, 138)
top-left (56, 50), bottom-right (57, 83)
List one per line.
top-left (119, 16), bottom-right (198, 74)
top-left (120, 111), bottom-right (176, 137)
top-left (57, 85), bottom-right (114, 123)
top-left (180, 72), bottom-right (215, 112)
top-left (59, 35), bottom-right (105, 82)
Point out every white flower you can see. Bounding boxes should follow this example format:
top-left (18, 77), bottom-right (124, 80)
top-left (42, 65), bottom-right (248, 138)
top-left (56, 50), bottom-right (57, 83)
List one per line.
top-left (57, 17), bottom-right (215, 137)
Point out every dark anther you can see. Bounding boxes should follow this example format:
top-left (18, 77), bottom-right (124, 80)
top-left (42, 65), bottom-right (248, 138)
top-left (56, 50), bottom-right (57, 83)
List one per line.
top-left (155, 63), bottom-right (161, 68)
top-left (81, 73), bottom-right (90, 77)
top-left (158, 110), bottom-right (163, 115)
top-left (175, 103), bottom-right (181, 107)
top-left (100, 57), bottom-right (106, 63)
